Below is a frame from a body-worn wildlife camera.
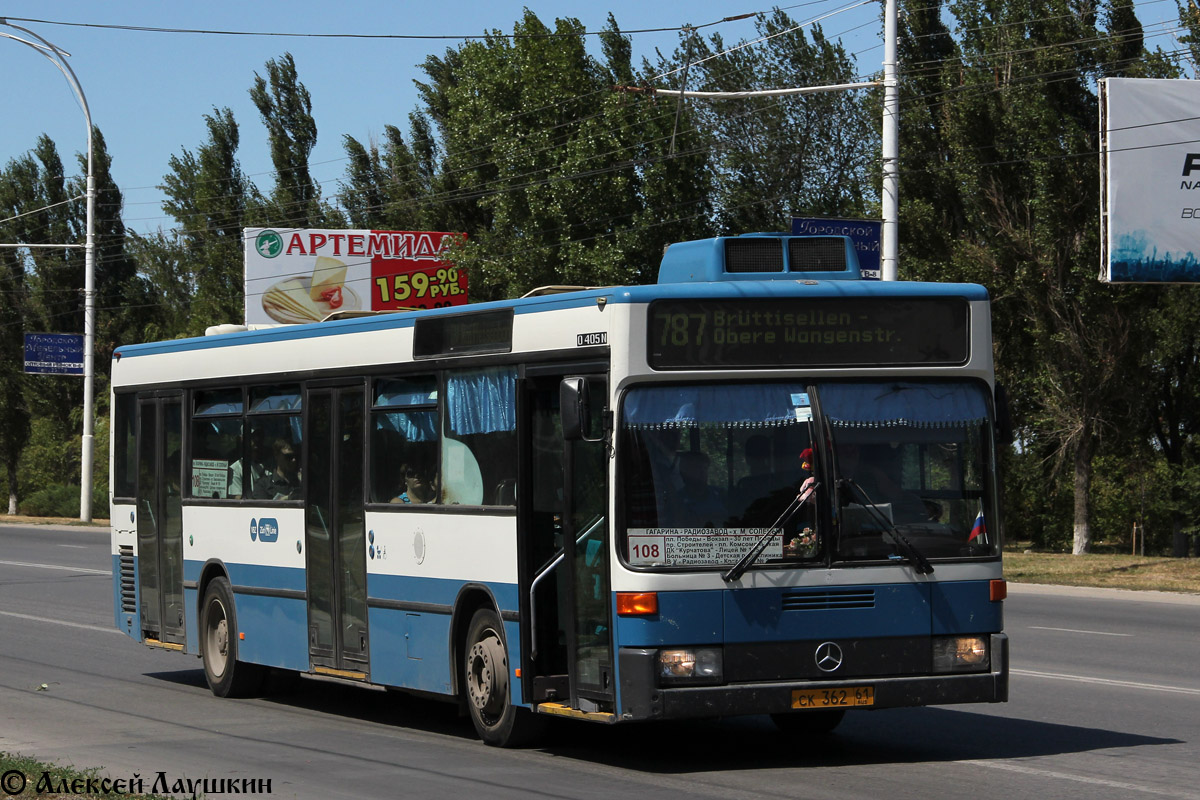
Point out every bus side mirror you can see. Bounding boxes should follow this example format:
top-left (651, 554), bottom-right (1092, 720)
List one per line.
top-left (561, 377), bottom-right (591, 441)
top-left (995, 384), bottom-right (1014, 446)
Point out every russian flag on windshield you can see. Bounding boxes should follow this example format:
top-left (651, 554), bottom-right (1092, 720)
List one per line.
top-left (968, 508), bottom-right (986, 542)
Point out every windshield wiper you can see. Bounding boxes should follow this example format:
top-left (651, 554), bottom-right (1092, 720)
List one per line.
top-left (723, 479), bottom-right (818, 583)
top-left (837, 478), bottom-right (934, 575)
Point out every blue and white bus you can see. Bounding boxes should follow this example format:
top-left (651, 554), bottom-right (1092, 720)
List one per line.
top-left (110, 233), bottom-right (1008, 746)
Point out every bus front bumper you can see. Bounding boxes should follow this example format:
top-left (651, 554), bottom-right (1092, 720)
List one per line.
top-left (617, 632), bottom-right (1008, 722)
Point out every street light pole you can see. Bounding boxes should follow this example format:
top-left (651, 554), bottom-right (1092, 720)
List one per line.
top-left (880, 0), bottom-right (900, 281)
top-left (1, 19), bottom-right (97, 521)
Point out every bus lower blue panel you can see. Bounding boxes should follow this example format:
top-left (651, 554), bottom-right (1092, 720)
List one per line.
top-left (181, 560), bottom-right (307, 593)
top-left (504, 619), bottom-right (526, 708)
top-left (232, 593), bottom-right (310, 671)
top-left (615, 590), bottom-right (723, 646)
top-left (366, 574), bottom-right (519, 613)
top-left (368, 607), bottom-right (454, 695)
top-left (723, 583), bottom-right (933, 643)
top-left (184, 587), bottom-right (199, 652)
top-left (930, 581), bottom-right (1003, 634)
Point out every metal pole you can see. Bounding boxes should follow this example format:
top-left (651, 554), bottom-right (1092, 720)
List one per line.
top-left (1, 20), bottom-right (96, 521)
top-left (881, 0), bottom-right (900, 281)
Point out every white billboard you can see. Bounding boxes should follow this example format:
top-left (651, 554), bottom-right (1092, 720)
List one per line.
top-left (243, 228), bottom-right (468, 324)
top-left (1101, 78), bottom-right (1200, 282)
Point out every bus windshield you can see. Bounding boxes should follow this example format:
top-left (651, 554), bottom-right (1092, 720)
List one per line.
top-left (824, 381), bottom-right (999, 562)
top-left (619, 380), bottom-right (999, 570)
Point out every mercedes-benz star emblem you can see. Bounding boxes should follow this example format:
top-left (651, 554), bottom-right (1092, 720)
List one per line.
top-left (815, 641), bottom-right (844, 672)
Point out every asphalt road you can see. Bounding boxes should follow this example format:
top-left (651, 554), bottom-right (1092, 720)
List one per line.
top-left (1, 522), bottom-right (1198, 800)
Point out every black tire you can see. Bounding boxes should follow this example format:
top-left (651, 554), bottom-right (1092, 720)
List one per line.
top-left (463, 608), bottom-right (545, 747)
top-left (770, 709), bottom-right (846, 736)
top-left (199, 577), bottom-right (266, 698)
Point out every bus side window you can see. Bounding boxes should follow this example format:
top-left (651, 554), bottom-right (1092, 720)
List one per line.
top-left (371, 376), bottom-right (440, 505)
top-left (112, 393), bottom-right (138, 499)
top-left (245, 385), bottom-right (303, 501)
top-left (190, 388), bottom-right (244, 500)
top-left (445, 366), bottom-right (517, 507)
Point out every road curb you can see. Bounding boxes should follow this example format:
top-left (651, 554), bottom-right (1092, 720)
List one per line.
top-left (1008, 581), bottom-right (1200, 605)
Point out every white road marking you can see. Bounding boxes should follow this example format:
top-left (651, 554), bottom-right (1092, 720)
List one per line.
top-left (1013, 668), bottom-right (1200, 696)
top-left (957, 759), bottom-right (1200, 799)
top-left (0, 559), bottom-right (109, 575)
top-left (1029, 625), bottom-right (1132, 637)
top-left (57, 544), bottom-right (87, 549)
top-left (0, 610), bottom-right (120, 635)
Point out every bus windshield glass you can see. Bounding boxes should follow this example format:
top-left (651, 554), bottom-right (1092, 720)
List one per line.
top-left (824, 381), bottom-right (999, 562)
top-left (621, 382), bottom-right (819, 568)
top-left (619, 380), bottom-right (999, 570)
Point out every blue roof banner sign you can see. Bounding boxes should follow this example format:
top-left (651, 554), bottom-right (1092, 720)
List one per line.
top-left (791, 217), bottom-right (882, 279)
top-left (1101, 78), bottom-right (1200, 282)
top-left (24, 332), bottom-right (84, 375)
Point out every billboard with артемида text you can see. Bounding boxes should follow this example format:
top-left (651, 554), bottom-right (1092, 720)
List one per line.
top-left (243, 228), bottom-right (468, 324)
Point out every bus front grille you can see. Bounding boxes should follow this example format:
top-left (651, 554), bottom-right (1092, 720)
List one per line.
top-left (781, 588), bottom-right (875, 611)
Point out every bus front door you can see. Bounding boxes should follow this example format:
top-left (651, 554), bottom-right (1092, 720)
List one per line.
top-left (304, 385), bottom-right (369, 679)
top-left (135, 393), bottom-right (185, 647)
top-left (519, 374), bottom-right (614, 714)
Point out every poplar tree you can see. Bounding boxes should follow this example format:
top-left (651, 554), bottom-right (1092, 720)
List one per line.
top-left (673, 10), bottom-right (877, 231)
top-left (250, 52), bottom-right (336, 227)
top-left (405, 11), bottom-right (711, 299)
top-left (162, 107), bottom-right (259, 332)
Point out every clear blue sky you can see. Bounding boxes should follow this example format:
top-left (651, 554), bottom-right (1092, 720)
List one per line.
top-left (0, 1), bottom-right (884, 236)
top-left (0, 1), bottom-right (1186, 237)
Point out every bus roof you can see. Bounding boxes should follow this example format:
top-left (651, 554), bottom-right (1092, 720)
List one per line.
top-left (114, 277), bottom-right (989, 360)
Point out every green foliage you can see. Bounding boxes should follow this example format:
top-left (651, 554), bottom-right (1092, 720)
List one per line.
top-left (18, 483), bottom-right (79, 517)
top-left (249, 52), bottom-right (342, 228)
top-left (899, 0), bottom-right (1187, 553)
top-left (2, 3), bottom-right (1200, 551)
top-left (676, 11), bottom-right (878, 230)
top-left (383, 10), bottom-right (713, 300)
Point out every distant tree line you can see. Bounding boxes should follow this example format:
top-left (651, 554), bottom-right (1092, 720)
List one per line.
top-left (2, 3), bottom-right (1199, 556)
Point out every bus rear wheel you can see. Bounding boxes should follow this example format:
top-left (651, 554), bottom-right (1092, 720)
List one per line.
top-left (463, 608), bottom-right (545, 747)
top-left (770, 709), bottom-right (846, 736)
top-left (200, 577), bottom-right (266, 698)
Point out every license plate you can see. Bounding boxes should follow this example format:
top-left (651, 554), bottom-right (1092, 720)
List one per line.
top-left (791, 686), bottom-right (875, 709)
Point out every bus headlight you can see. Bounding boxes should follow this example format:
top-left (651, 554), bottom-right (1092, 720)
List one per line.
top-left (932, 636), bottom-right (989, 673)
top-left (658, 647), bottom-right (723, 685)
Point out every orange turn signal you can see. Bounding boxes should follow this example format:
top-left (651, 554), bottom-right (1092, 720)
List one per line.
top-left (617, 592), bottom-right (658, 616)
top-left (989, 579), bottom-right (1007, 602)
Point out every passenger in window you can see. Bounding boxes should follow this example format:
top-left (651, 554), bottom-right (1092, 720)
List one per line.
top-left (251, 438), bottom-right (301, 500)
top-left (229, 431), bottom-right (269, 499)
top-left (392, 456), bottom-right (437, 504)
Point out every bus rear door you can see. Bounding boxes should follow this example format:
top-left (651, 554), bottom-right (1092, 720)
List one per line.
top-left (304, 384), bottom-right (369, 679)
top-left (135, 393), bottom-right (185, 648)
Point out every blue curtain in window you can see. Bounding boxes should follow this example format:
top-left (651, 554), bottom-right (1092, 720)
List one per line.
top-left (817, 381), bottom-right (989, 429)
top-left (622, 383), bottom-right (809, 429)
top-left (447, 367), bottom-right (517, 435)
top-left (375, 410), bottom-right (437, 441)
top-left (375, 378), bottom-right (437, 407)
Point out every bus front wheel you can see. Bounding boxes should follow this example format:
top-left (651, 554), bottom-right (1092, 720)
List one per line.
top-left (463, 608), bottom-right (544, 747)
top-left (199, 577), bottom-right (266, 698)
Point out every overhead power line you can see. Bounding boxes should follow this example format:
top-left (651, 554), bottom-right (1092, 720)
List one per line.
top-left (0, 13), bottom-right (759, 41)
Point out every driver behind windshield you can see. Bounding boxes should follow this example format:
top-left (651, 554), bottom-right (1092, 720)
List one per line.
top-left (835, 441), bottom-right (930, 523)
